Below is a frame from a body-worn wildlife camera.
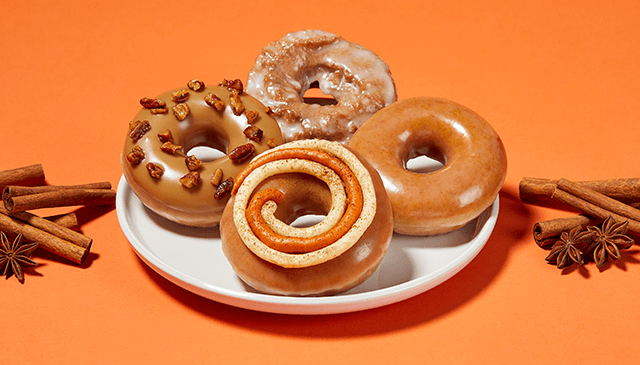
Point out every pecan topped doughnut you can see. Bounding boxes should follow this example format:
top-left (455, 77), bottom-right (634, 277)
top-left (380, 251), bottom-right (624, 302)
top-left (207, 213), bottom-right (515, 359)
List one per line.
top-left (246, 30), bottom-right (397, 144)
top-left (121, 79), bottom-right (283, 227)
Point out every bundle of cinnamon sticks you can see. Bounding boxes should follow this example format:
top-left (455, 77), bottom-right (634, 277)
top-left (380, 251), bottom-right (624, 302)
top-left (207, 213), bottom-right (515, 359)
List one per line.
top-left (519, 177), bottom-right (640, 247)
top-left (0, 164), bottom-right (116, 264)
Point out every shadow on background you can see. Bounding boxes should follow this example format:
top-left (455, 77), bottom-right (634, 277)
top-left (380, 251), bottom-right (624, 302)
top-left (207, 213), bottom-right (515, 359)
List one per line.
top-left (135, 184), bottom-right (535, 337)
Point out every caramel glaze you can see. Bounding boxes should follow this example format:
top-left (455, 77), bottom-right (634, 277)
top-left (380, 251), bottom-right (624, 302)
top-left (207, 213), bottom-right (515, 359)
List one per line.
top-left (121, 84), bottom-right (283, 227)
top-left (349, 97), bottom-right (507, 236)
top-left (220, 148), bottom-right (393, 296)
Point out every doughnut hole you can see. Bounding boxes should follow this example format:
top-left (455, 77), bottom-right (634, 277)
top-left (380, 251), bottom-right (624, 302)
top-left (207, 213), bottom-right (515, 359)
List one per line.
top-left (180, 130), bottom-right (228, 162)
top-left (255, 172), bottom-right (333, 228)
top-left (403, 142), bottom-right (447, 174)
top-left (302, 80), bottom-right (338, 106)
top-left (290, 214), bottom-right (328, 228)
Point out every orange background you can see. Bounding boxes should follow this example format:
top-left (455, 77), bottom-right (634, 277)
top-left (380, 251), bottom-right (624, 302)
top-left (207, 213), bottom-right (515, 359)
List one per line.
top-left (2, 0), bottom-right (639, 363)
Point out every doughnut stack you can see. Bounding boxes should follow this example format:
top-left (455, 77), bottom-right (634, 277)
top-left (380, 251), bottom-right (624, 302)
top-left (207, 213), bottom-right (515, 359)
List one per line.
top-left (120, 30), bottom-right (507, 296)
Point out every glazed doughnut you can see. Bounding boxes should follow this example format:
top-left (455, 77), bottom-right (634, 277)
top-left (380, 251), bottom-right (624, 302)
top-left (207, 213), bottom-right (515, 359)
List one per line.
top-left (121, 79), bottom-right (283, 227)
top-left (349, 97), bottom-right (507, 236)
top-left (246, 30), bottom-right (397, 144)
top-left (220, 139), bottom-right (393, 296)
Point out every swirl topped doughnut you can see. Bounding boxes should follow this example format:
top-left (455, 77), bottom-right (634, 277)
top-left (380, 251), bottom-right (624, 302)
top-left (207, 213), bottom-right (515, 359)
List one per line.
top-left (220, 139), bottom-right (393, 296)
top-left (121, 79), bottom-right (283, 227)
top-left (246, 30), bottom-right (397, 144)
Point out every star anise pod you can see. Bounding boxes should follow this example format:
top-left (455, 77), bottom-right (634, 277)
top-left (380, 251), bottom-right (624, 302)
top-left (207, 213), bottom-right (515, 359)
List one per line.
top-left (0, 232), bottom-right (38, 283)
top-left (584, 216), bottom-right (635, 268)
top-left (545, 226), bottom-right (591, 269)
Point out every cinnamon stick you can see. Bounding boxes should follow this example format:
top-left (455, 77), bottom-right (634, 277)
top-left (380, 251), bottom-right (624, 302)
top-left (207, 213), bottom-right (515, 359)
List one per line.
top-left (45, 212), bottom-right (78, 231)
top-left (533, 215), bottom-right (598, 247)
top-left (520, 177), bottom-right (640, 203)
top-left (551, 179), bottom-right (640, 234)
top-left (0, 164), bottom-right (45, 190)
top-left (0, 213), bottom-right (88, 264)
top-left (3, 182), bottom-right (112, 200)
top-left (4, 188), bottom-right (116, 213)
top-left (0, 206), bottom-right (92, 248)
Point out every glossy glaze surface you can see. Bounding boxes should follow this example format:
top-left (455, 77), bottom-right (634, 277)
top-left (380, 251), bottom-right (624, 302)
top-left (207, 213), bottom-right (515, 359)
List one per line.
top-left (220, 147), bottom-right (393, 296)
top-left (121, 83), bottom-right (283, 227)
top-left (246, 29), bottom-right (397, 144)
top-left (349, 97), bottom-right (507, 235)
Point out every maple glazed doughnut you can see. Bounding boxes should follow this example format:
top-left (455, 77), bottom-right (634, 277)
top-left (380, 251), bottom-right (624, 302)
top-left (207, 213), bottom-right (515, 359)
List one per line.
top-left (349, 97), bottom-right (507, 236)
top-left (246, 29), bottom-right (397, 144)
top-left (121, 79), bottom-right (283, 227)
top-left (220, 139), bottom-right (393, 296)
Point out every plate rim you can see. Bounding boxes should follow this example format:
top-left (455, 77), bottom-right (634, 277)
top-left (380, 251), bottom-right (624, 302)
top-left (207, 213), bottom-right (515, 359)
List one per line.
top-left (116, 175), bottom-right (498, 315)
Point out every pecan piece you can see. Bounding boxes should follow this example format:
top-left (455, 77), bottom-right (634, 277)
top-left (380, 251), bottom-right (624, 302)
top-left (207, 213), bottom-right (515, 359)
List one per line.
top-left (172, 103), bottom-right (190, 121)
top-left (126, 145), bottom-right (145, 165)
top-left (204, 92), bottom-right (225, 111)
top-left (229, 90), bottom-right (245, 116)
top-left (245, 110), bottom-right (259, 124)
top-left (129, 120), bottom-right (151, 142)
top-left (266, 137), bottom-right (278, 149)
top-left (150, 108), bottom-right (168, 114)
top-left (171, 89), bottom-right (190, 103)
top-left (219, 78), bottom-right (243, 93)
top-left (228, 143), bottom-right (255, 164)
top-left (210, 168), bottom-right (223, 186)
top-left (179, 171), bottom-right (200, 188)
top-left (146, 162), bottom-right (164, 179)
top-left (214, 177), bottom-right (234, 200)
top-left (140, 97), bottom-right (166, 109)
top-left (243, 125), bottom-right (263, 142)
top-left (157, 129), bottom-right (174, 143)
top-left (187, 79), bottom-right (205, 92)
top-left (185, 155), bottom-right (203, 171)
top-left (161, 141), bottom-right (181, 154)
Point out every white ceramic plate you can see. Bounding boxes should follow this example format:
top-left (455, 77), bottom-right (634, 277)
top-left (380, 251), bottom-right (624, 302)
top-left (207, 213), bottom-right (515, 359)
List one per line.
top-left (116, 175), bottom-right (498, 315)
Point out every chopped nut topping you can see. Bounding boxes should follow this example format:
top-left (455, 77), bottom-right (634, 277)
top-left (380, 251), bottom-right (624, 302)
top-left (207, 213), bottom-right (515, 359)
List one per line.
top-left (171, 89), bottom-right (190, 103)
top-left (140, 97), bottom-right (166, 109)
top-left (129, 120), bottom-right (151, 142)
top-left (214, 177), bottom-right (234, 200)
top-left (126, 145), bottom-right (145, 165)
top-left (172, 103), bottom-right (190, 121)
top-left (129, 120), bottom-right (140, 131)
top-left (161, 141), bottom-right (182, 154)
top-left (243, 125), bottom-right (263, 142)
top-left (229, 143), bottom-right (255, 164)
top-left (146, 162), bottom-right (164, 179)
top-left (265, 106), bottom-right (273, 114)
top-left (229, 90), bottom-right (245, 116)
top-left (245, 110), bottom-right (259, 124)
top-left (157, 129), bottom-right (174, 143)
top-left (266, 138), bottom-right (278, 148)
top-left (179, 171), bottom-right (200, 188)
top-left (185, 155), bottom-right (203, 171)
top-left (204, 92), bottom-right (225, 111)
top-left (210, 168), bottom-right (223, 186)
top-left (219, 78), bottom-right (243, 93)
top-left (187, 79), bottom-right (205, 92)
top-left (150, 108), bottom-right (168, 114)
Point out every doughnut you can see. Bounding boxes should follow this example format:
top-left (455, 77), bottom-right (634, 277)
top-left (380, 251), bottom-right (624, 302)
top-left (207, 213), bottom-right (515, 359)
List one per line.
top-left (348, 97), bottom-right (507, 236)
top-left (121, 79), bottom-right (283, 227)
top-left (220, 139), bottom-right (393, 296)
top-left (246, 30), bottom-right (397, 144)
